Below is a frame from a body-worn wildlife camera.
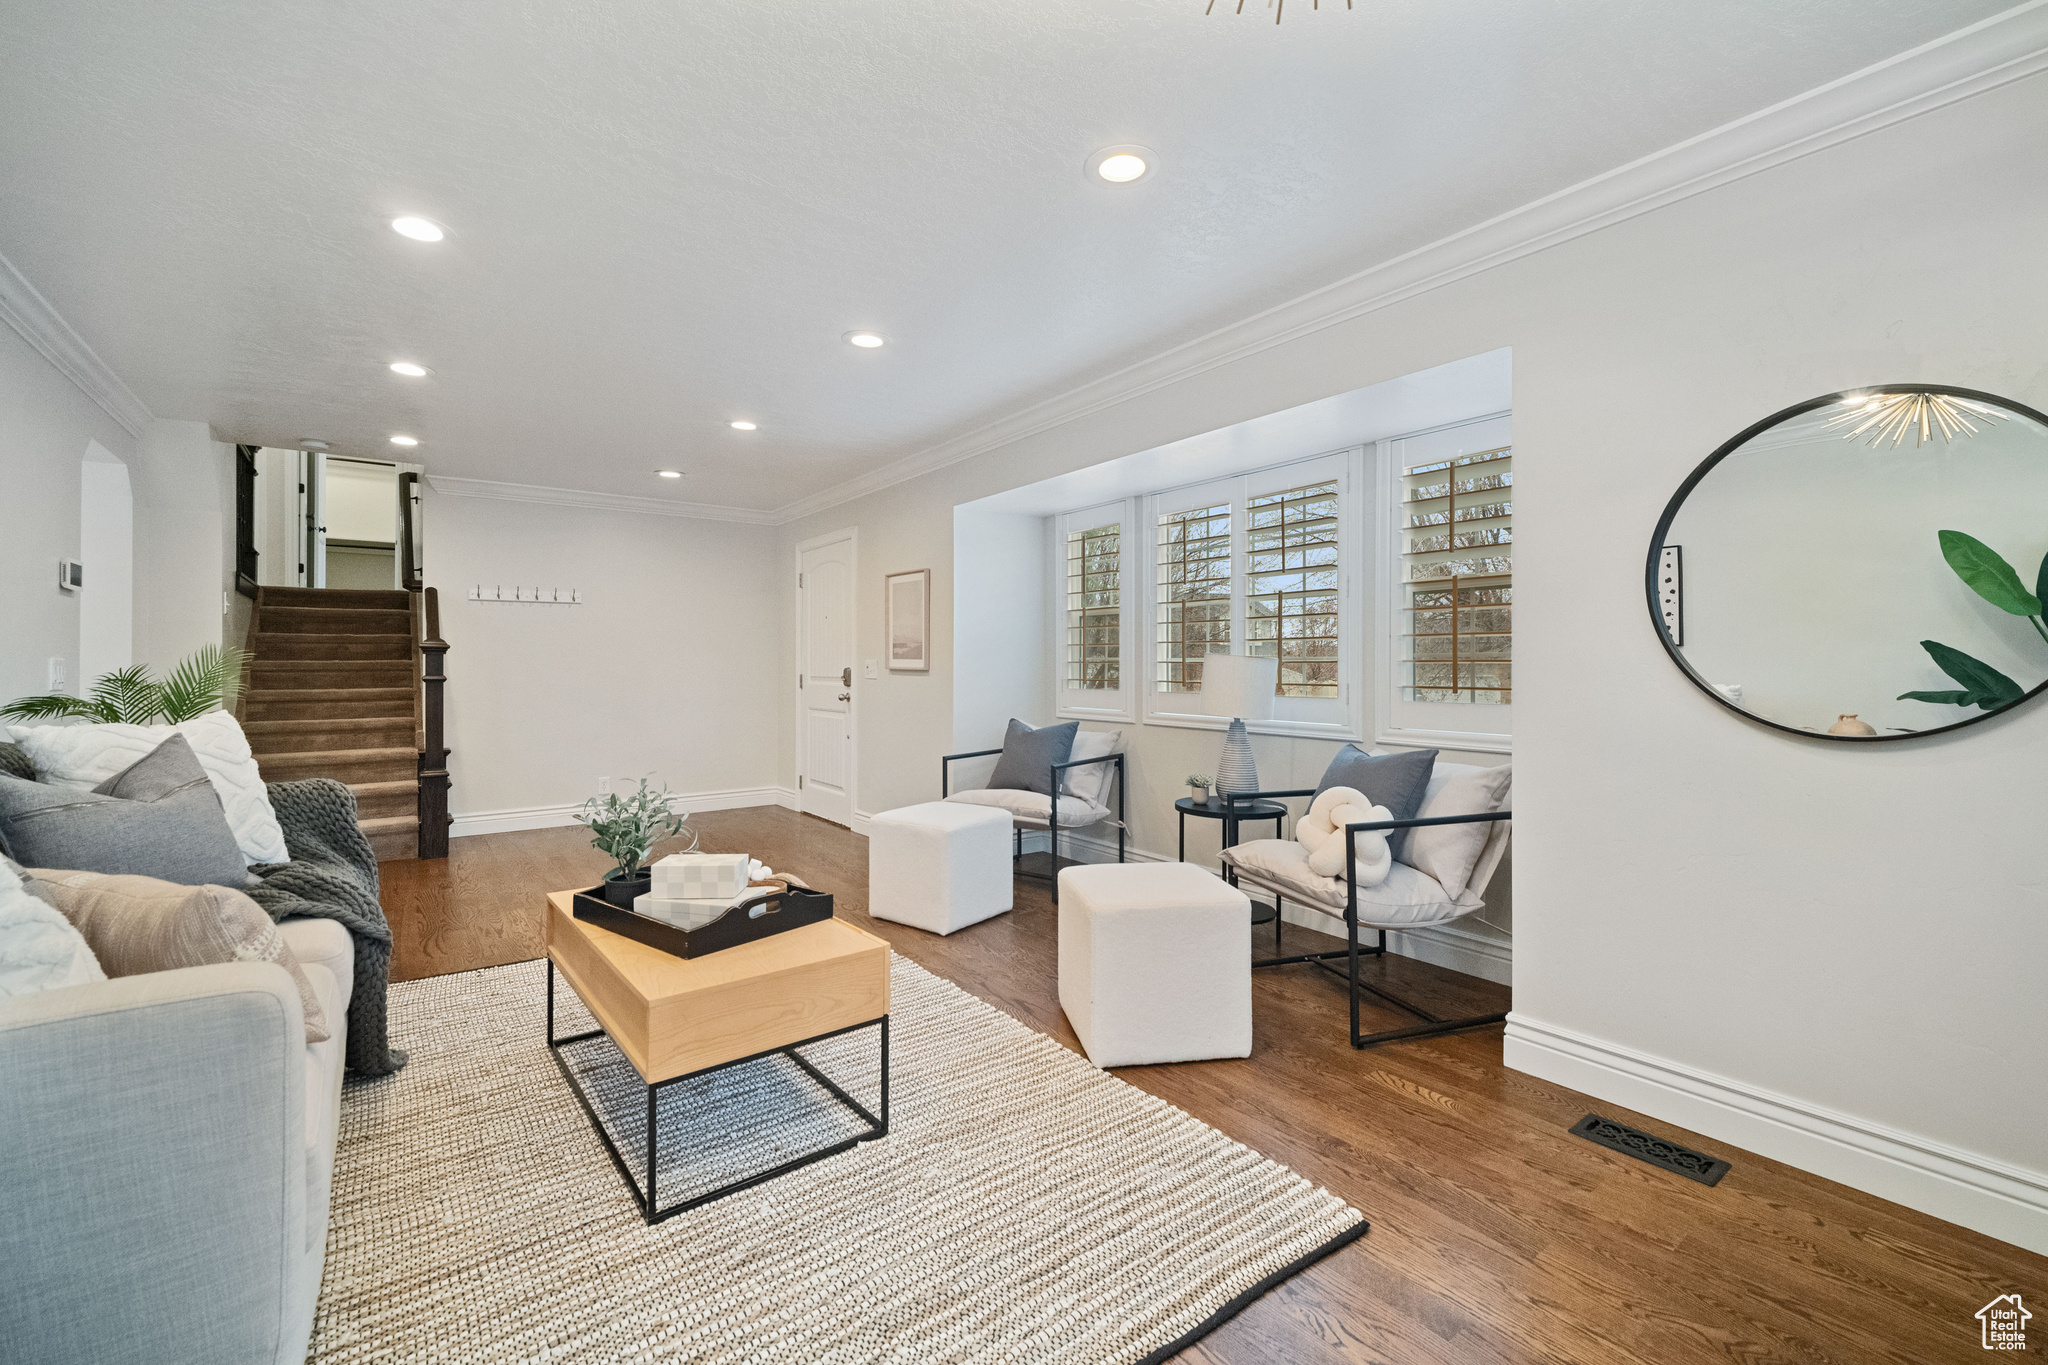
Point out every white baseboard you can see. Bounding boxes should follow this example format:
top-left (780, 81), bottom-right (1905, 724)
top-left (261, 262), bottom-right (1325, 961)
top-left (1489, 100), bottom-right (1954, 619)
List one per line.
top-left (449, 785), bottom-right (794, 840)
top-left (1504, 1014), bottom-right (2048, 1256)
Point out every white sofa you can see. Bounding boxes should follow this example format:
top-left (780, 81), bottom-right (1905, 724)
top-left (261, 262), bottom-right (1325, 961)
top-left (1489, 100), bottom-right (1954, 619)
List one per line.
top-left (0, 916), bottom-right (352, 1365)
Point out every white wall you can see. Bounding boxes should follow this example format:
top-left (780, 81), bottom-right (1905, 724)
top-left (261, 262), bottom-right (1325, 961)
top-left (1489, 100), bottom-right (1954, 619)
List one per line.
top-left (427, 489), bottom-right (783, 833)
top-left (253, 447), bottom-right (299, 586)
top-left (129, 418), bottom-right (232, 674)
top-left (323, 458), bottom-right (397, 543)
top-left (779, 72), bottom-right (2048, 1251)
top-left (77, 442), bottom-right (133, 683)
top-left (0, 321), bottom-right (139, 703)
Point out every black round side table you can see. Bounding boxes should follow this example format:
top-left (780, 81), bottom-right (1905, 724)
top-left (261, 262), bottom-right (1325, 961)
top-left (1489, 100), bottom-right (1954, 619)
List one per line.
top-left (1175, 797), bottom-right (1288, 925)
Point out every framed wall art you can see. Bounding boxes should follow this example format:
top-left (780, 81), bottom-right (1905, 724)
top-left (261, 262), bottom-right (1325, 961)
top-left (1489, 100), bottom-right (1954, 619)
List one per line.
top-left (885, 568), bottom-right (930, 673)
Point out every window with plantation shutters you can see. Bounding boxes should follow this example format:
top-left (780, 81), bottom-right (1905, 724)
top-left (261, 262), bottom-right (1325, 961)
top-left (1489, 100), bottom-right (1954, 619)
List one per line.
top-left (1155, 501), bottom-right (1232, 694)
top-left (1246, 479), bottom-right (1339, 697)
top-left (1065, 522), bottom-right (1120, 690)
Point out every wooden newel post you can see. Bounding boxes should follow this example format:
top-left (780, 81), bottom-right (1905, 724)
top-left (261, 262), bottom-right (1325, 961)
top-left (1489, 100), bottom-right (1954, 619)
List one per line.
top-left (418, 585), bottom-right (451, 860)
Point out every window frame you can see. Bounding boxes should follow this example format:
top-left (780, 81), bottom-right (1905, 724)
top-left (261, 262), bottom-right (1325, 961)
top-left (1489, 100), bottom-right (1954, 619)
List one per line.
top-left (1373, 412), bottom-right (1515, 754)
top-left (1053, 499), bottom-right (1136, 722)
top-left (1137, 448), bottom-right (1364, 740)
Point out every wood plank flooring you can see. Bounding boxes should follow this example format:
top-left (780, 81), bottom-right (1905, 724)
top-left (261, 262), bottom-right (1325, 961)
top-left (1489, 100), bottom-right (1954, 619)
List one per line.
top-left (380, 808), bottom-right (2043, 1364)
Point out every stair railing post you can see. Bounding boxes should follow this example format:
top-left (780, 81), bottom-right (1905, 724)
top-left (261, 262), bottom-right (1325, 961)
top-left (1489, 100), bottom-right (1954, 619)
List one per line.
top-left (417, 585), bottom-right (451, 859)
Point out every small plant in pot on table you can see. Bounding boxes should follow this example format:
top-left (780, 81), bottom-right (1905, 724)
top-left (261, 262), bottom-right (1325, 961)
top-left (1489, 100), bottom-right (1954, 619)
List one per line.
top-left (576, 777), bottom-right (696, 906)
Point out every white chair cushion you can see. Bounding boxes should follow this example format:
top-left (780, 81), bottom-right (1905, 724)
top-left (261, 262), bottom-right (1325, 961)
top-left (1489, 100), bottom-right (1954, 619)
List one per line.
top-left (277, 916), bottom-right (355, 1014)
top-left (10, 713), bottom-right (289, 866)
top-left (0, 863), bottom-right (105, 996)
top-left (1220, 839), bottom-right (1475, 930)
top-left (1060, 729), bottom-right (1121, 807)
top-left (1406, 761), bottom-right (1511, 899)
top-left (944, 787), bottom-right (1112, 829)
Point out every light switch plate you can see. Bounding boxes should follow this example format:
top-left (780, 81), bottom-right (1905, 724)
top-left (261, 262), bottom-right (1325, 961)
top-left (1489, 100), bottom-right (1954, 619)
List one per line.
top-left (48, 657), bottom-right (67, 691)
top-left (863, 660), bottom-right (878, 679)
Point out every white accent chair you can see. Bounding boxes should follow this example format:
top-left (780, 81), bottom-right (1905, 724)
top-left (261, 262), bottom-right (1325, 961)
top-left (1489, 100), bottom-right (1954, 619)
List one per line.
top-left (940, 735), bottom-right (1125, 902)
top-left (867, 801), bottom-right (1014, 935)
top-left (1218, 759), bottom-right (1512, 1048)
top-left (1056, 862), bottom-right (1252, 1068)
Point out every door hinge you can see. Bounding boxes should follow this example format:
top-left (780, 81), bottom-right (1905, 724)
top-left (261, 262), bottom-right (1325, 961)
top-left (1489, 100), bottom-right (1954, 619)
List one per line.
top-left (799, 673), bottom-right (804, 688)
top-left (798, 572), bottom-right (805, 588)
top-left (798, 775), bottom-right (804, 789)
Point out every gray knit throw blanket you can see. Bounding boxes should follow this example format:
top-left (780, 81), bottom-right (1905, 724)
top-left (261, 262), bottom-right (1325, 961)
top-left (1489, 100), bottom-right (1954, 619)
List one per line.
top-left (248, 779), bottom-right (406, 1077)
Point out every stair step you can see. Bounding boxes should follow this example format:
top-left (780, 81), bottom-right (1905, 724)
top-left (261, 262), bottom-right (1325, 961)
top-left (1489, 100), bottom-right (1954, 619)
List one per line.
top-left (245, 717), bottom-right (414, 755)
top-left (259, 605), bottom-right (413, 636)
top-left (349, 780), bottom-right (418, 820)
top-left (363, 815), bottom-right (420, 863)
top-left (244, 689), bottom-right (414, 721)
top-left (252, 632), bottom-right (412, 662)
top-left (248, 660), bottom-right (414, 689)
top-left (261, 587), bottom-right (411, 611)
top-left (257, 747), bottom-right (417, 786)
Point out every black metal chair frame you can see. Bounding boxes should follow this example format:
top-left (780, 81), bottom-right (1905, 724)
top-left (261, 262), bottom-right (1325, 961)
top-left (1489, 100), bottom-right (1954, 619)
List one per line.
top-left (940, 748), bottom-right (1126, 902)
top-left (1223, 788), bottom-right (1511, 1049)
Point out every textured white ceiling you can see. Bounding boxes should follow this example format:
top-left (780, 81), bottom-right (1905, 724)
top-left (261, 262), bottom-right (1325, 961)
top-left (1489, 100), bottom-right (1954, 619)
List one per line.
top-left (0, 1), bottom-right (2005, 509)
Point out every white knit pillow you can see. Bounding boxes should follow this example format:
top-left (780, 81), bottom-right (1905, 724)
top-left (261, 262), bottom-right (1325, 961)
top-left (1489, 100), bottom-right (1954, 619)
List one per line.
top-left (10, 712), bottom-right (288, 866)
top-left (0, 862), bottom-right (106, 996)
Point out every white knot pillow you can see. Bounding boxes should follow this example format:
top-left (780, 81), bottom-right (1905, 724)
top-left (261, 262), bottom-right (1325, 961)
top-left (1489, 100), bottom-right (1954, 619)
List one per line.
top-left (1295, 785), bottom-right (1394, 885)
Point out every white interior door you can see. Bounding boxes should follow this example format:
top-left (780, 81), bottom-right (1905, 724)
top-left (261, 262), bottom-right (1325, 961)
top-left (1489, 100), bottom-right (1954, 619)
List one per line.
top-left (301, 451), bottom-right (327, 588)
top-left (798, 534), bottom-right (856, 826)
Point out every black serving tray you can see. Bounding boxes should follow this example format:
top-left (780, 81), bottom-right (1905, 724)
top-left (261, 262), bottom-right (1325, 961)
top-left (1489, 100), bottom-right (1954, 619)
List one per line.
top-left (571, 883), bottom-right (834, 960)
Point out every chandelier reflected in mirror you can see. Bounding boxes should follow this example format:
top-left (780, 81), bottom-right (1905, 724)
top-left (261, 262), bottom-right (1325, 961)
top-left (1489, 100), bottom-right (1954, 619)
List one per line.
top-left (1822, 390), bottom-right (2004, 448)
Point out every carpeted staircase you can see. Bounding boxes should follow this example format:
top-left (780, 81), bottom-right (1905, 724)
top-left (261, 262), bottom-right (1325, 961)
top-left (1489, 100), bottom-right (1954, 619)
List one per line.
top-left (240, 586), bottom-right (422, 861)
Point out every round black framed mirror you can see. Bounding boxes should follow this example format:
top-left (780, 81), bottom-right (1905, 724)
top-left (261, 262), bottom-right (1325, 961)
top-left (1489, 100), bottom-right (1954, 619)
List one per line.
top-left (1647, 384), bottom-right (2048, 742)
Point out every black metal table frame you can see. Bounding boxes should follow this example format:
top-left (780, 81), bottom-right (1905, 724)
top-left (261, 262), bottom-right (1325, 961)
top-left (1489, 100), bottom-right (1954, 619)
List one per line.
top-left (547, 960), bottom-right (889, 1224)
top-left (1175, 795), bottom-right (1287, 863)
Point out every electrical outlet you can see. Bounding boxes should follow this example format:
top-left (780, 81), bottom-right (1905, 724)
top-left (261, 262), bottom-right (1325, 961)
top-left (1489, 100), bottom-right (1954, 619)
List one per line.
top-left (863, 659), bottom-right (879, 680)
top-left (1658, 545), bottom-right (1683, 646)
top-left (47, 657), bottom-right (67, 692)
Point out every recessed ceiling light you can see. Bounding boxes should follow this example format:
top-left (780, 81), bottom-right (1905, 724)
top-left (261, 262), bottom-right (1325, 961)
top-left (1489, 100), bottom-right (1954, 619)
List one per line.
top-left (1086, 146), bottom-right (1156, 186)
top-left (389, 434), bottom-right (420, 446)
top-left (389, 361), bottom-right (429, 377)
top-left (657, 469), bottom-right (683, 478)
top-left (390, 216), bottom-right (445, 242)
top-left (729, 420), bottom-right (757, 431)
top-left (844, 331), bottom-right (886, 349)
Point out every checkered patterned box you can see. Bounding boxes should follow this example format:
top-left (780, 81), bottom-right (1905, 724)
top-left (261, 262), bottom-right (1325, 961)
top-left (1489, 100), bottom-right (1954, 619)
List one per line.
top-left (633, 892), bottom-right (739, 931)
top-left (650, 852), bottom-right (751, 902)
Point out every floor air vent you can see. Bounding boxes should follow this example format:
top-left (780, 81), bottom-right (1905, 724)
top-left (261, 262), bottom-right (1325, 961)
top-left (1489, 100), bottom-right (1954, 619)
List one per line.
top-left (1570, 1114), bottom-right (1730, 1186)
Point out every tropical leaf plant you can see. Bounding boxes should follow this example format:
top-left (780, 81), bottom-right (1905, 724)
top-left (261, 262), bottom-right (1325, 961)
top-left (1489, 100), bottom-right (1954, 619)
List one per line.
top-left (0, 646), bottom-right (247, 726)
top-left (1898, 531), bottom-right (2047, 713)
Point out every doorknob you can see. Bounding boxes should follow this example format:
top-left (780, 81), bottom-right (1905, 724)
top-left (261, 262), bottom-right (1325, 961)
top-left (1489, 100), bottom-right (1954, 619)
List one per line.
top-left (841, 666), bottom-right (852, 687)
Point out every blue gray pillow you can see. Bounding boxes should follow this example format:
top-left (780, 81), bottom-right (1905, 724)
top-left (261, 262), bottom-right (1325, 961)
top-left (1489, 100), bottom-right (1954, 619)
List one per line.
top-left (0, 734), bottom-right (251, 886)
top-left (1313, 745), bottom-right (1438, 861)
top-left (987, 719), bottom-right (1079, 796)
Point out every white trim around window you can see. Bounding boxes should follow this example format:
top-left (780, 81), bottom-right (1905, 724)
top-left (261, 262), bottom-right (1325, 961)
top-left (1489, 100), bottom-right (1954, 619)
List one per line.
top-left (1053, 499), bottom-right (1136, 722)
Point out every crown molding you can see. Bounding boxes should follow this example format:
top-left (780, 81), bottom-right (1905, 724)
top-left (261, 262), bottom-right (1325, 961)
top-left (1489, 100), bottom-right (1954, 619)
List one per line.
top-left (768, 0), bottom-right (2048, 526)
top-left (424, 473), bottom-right (782, 524)
top-left (0, 249), bottom-right (154, 439)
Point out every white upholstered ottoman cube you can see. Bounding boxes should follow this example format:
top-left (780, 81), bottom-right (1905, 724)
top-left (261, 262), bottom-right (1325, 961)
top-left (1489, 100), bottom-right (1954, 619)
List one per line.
top-left (868, 801), bottom-right (1014, 935)
top-left (1057, 862), bottom-right (1252, 1068)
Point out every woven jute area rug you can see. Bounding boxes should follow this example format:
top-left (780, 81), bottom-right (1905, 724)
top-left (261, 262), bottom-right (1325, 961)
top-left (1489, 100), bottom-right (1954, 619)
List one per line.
top-left (310, 954), bottom-right (1366, 1364)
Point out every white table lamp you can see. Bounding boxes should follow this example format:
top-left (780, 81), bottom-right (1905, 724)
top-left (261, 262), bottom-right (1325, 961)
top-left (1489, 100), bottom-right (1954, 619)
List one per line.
top-left (1197, 653), bottom-right (1277, 796)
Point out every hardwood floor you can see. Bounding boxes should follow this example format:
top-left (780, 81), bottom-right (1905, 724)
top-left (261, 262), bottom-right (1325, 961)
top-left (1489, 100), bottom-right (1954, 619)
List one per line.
top-left (380, 808), bottom-right (2043, 1364)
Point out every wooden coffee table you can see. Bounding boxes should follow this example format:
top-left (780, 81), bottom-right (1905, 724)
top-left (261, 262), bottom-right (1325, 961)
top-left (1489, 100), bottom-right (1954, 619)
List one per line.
top-left (544, 889), bottom-right (891, 1222)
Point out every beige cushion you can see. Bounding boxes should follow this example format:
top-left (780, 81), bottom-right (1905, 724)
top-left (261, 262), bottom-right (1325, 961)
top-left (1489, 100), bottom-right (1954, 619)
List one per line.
top-left (944, 787), bottom-right (1113, 828)
top-left (25, 869), bottom-right (330, 1043)
top-left (1220, 839), bottom-right (1473, 929)
top-left (1406, 761), bottom-right (1512, 899)
top-left (1060, 729), bottom-right (1122, 807)
top-left (277, 917), bottom-right (355, 1015)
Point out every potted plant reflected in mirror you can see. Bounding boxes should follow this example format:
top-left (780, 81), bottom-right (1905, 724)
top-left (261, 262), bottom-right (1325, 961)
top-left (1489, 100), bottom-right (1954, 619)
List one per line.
top-left (576, 777), bottom-right (696, 907)
top-left (1897, 530), bottom-right (2048, 717)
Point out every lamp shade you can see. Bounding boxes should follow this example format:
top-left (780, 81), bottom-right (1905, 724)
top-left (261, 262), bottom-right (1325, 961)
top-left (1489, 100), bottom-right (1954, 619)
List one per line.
top-left (1197, 653), bottom-right (1277, 721)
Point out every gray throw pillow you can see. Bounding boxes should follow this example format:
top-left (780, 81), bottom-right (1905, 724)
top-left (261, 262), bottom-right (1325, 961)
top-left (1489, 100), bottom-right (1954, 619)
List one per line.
top-left (0, 734), bottom-right (251, 887)
top-left (986, 719), bottom-right (1079, 796)
top-left (1313, 745), bottom-right (1438, 862)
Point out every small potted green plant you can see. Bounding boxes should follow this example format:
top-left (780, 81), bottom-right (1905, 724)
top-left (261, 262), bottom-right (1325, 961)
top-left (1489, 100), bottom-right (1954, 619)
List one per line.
top-left (1187, 774), bottom-right (1215, 806)
top-left (576, 777), bottom-right (694, 906)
